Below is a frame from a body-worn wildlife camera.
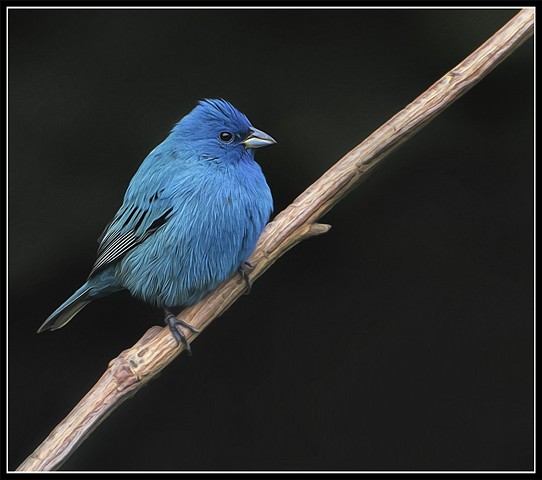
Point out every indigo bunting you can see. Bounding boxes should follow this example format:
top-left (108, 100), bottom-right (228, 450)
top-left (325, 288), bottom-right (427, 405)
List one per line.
top-left (38, 99), bottom-right (275, 353)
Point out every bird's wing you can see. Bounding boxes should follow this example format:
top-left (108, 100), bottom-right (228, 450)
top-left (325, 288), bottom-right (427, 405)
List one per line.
top-left (89, 189), bottom-right (174, 277)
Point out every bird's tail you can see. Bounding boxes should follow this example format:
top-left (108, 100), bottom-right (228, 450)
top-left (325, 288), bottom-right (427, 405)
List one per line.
top-left (37, 283), bottom-right (92, 333)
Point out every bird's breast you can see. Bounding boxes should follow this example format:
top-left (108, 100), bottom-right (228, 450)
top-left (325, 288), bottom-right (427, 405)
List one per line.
top-left (116, 164), bottom-right (272, 308)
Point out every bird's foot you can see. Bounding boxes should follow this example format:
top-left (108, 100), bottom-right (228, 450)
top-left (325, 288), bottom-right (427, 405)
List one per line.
top-left (163, 310), bottom-right (201, 355)
top-left (238, 261), bottom-right (254, 295)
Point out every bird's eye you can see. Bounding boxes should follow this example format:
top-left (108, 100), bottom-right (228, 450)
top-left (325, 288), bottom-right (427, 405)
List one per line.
top-left (219, 131), bottom-right (234, 143)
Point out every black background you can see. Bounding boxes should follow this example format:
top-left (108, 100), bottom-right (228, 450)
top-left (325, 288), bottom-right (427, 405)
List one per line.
top-left (8, 7), bottom-right (534, 472)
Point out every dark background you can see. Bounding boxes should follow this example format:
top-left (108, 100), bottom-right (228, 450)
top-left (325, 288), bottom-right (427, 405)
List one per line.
top-left (8, 7), bottom-right (534, 472)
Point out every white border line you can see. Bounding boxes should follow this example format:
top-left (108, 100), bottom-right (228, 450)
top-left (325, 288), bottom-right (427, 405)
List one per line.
top-left (5, 5), bottom-right (536, 474)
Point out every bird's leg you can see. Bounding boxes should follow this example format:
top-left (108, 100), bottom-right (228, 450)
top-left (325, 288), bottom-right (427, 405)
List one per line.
top-left (163, 309), bottom-right (201, 356)
top-left (238, 261), bottom-right (254, 295)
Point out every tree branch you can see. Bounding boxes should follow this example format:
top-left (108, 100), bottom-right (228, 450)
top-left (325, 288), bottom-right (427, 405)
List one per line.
top-left (16, 8), bottom-right (534, 472)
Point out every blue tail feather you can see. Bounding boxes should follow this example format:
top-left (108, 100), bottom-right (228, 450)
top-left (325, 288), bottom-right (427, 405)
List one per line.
top-left (39, 269), bottom-right (124, 333)
top-left (38, 283), bottom-right (92, 333)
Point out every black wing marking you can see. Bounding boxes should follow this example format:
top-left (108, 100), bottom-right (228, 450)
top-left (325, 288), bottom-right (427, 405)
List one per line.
top-left (89, 196), bottom-right (173, 277)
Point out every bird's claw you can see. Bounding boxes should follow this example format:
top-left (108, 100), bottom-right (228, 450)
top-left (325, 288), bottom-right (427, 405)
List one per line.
top-left (164, 311), bottom-right (201, 355)
top-left (239, 261), bottom-right (254, 295)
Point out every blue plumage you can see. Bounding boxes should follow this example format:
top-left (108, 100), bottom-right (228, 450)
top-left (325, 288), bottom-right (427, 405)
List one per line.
top-left (39, 99), bottom-right (275, 335)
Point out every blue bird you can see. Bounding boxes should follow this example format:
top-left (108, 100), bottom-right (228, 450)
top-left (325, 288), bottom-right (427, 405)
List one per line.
top-left (38, 99), bottom-right (275, 353)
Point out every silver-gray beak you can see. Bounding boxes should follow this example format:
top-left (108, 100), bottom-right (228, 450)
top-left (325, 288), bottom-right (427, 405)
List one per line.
top-left (242, 127), bottom-right (277, 149)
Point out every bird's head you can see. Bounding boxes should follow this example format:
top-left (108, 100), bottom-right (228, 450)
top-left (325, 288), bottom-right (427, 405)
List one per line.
top-left (172, 98), bottom-right (276, 162)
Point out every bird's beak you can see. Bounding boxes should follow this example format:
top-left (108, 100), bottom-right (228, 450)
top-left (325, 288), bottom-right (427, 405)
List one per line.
top-left (242, 127), bottom-right (277, 149)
